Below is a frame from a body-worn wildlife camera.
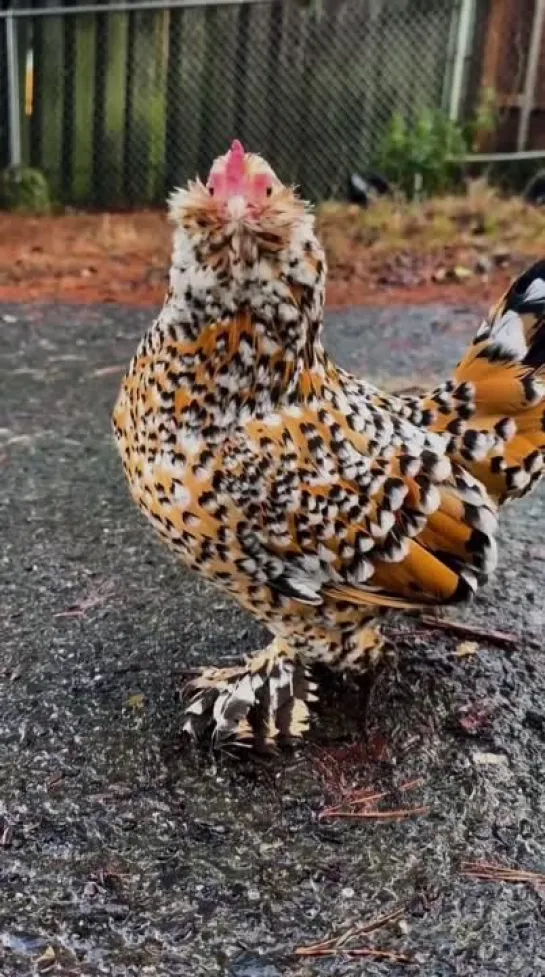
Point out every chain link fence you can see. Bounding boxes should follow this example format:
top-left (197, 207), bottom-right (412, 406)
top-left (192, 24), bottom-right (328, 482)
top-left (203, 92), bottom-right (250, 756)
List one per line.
top-left (1, 0), bottom-right (466, 208)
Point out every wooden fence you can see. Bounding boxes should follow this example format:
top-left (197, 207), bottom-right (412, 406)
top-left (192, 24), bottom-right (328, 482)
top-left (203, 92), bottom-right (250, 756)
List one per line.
top-left (466, 0), bottom-right (545, 153)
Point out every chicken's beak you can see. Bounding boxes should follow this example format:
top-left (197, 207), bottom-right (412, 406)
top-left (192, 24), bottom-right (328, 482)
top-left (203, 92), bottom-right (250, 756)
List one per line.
top-left (212, 140), bottom-right (250, 220)
top-left (226, 193), bottom-right (248, 222)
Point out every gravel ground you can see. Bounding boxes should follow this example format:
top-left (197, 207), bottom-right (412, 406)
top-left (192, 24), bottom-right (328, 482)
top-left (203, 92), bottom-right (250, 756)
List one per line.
top-left (2, 302), bottom-right (545, 977)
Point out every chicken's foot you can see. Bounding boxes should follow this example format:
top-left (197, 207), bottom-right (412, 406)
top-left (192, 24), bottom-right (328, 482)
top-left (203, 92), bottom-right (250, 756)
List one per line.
top-left (182, 637), bottom-right (317, 751)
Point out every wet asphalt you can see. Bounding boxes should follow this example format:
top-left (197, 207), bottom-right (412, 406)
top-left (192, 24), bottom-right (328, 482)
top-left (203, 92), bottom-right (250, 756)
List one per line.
top-left (2, 301), bottom-right (545, 976)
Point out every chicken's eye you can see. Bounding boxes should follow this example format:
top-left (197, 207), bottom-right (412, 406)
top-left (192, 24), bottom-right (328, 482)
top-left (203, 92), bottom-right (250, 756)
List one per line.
top-left (208, 185), bottom-right (215, 196)
top-left (266, 186), bottom-right (272, 197)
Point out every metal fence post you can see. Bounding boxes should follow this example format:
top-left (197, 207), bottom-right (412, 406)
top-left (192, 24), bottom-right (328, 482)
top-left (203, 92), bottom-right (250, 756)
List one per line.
top-left (517, 0), bottom-right (545, 152)
top-left (6, 12), bottom-right (22, 168)
top-left (448, 0), bottom-right (475, 122)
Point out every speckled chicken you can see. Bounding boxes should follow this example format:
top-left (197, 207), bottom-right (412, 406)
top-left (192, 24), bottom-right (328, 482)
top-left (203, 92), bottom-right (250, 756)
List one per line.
top-left (113, 140), bottom-right (545, 749)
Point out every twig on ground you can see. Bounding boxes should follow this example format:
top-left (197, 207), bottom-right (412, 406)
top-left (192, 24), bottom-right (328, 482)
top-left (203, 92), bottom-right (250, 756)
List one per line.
top-left (418, 616), bottom-right (520, 649)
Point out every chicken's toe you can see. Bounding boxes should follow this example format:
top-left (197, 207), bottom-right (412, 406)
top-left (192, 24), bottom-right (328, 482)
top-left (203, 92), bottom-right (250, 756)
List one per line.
top-left (182, 641), bottom-right (317, 751)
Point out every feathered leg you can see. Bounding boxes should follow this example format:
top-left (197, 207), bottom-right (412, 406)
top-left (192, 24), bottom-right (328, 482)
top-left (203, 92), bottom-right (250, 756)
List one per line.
top-left (325, 621), bottom-right (387, 674)
top-left (182, 638), bottom-right (317, 751)
top-left (325, 621), bottom-right (389, 739)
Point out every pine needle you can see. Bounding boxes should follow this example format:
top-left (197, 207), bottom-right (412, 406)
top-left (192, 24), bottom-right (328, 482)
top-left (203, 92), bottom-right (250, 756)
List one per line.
top-left (319, 776), bottom-right (427, 821)
top-left (323, 805), bottom-right (430, 821)
top-left (461, 860), bottom-right (545, 885)
top-left (295, 906), bottom-right (414, 963)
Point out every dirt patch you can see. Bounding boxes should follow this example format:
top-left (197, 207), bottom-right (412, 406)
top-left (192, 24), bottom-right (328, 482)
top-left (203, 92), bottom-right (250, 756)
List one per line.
top-left (1, 185), bottom-right (544, 307)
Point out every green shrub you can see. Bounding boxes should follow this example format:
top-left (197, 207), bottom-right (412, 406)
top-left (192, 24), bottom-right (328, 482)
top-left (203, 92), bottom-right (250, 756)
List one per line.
top-left (375, 91), bottom-right (499, 200)
top-left (0, 166), bottom-right (52, 215)
top-left (375, 108), bottom-right (467, 199)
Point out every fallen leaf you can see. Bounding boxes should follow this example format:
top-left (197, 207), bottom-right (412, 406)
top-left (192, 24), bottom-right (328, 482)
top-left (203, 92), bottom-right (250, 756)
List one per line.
top-left (35, 946), bottom-right (56, 973)
top-left (126, 693), bottom-right (145, 710)
top-left (455, 640), bottom-right (479, 658)
top-left (452, 264), bottom-right (473, 281)
top-left (457, 702), bottom-right (493, 734)
top-left (472, 751), bottom-right (508, 767)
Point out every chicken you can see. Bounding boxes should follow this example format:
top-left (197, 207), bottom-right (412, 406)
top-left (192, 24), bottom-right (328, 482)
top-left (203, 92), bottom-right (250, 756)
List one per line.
top-left (112, 139), bottom-right (545, 749)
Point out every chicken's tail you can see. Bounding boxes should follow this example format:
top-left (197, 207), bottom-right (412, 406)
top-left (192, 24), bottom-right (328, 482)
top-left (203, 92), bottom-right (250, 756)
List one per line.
top-left (422, 261), bottom-right (545, 505)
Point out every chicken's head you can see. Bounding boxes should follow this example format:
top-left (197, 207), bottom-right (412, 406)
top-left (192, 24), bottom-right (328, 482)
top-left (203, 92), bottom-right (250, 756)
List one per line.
top-left (168, 140), bottom-right (310, 261)
top-left (206, 139), bottom-right (279, 219)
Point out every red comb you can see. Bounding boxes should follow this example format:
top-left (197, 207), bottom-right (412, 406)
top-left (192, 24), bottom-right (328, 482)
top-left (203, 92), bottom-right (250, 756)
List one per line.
top-left (225, 139), bottom-right (246, 193)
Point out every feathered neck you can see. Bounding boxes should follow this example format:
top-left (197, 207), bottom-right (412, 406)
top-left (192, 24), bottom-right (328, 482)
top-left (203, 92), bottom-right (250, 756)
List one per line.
top-left (142, 215), bottom-right (329, 416)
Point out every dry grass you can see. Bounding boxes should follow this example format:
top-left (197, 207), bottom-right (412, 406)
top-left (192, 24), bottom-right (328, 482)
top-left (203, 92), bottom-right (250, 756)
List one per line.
top-left (1, 183), bottom-right (544, 305)
top-left (18, 182), bottom-right (545, 264)
top-left (3, 209), bottom-right (170, 261)
top-left (318, 181), bottom-right (545, 269)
